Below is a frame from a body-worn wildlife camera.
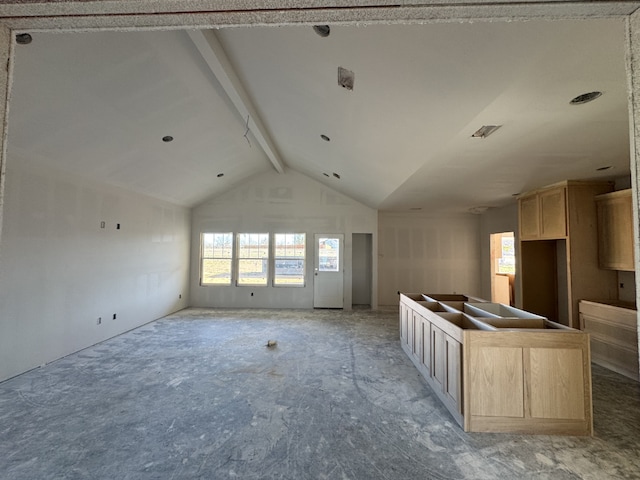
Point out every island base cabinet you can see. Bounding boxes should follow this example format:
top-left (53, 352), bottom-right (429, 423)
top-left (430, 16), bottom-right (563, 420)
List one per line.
top-left (463, 331), bottom-right (593, 436)
top-left (399, 293), bottom-right (593, 435)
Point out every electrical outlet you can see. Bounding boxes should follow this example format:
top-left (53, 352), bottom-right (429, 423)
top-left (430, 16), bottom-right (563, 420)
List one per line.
top-left (620, 283), bottom-right (625, 288)
top-left (251, 292), bottom-right (254, 297)
top-left (113, 313), bottom-right (117, 320)
top-left (179, 294), bottom-right (182, 299)
top-left (100, 221), bottom-right (105, 229)
top-left (97, 317), bottom-right (102, 325)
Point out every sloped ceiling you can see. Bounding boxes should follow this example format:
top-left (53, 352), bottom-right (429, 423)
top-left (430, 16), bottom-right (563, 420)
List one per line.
top-left (7, 17), bottom-right (630, 212)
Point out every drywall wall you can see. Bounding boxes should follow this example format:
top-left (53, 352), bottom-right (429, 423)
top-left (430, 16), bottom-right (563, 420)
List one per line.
top-left (0, 153), bottom-right (190, 383)
top-left (479, 203), bottom-right (520, 305)
top-left (378, 212), bottom-right (481, 305)
top-left (190, 170), bottom-right (377, 309)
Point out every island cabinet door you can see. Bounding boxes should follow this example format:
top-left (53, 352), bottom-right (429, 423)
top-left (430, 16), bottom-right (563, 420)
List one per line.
top-left (400, 303), bottom-right (410, 343)
top-left (431, 325), bottom-right (446, 392)
top-left (412, 312), bottom-right (423, 361)
top-left (444, 335), bottom-right (462, 411)
top-left (421, 317), bottom-right (431, 376)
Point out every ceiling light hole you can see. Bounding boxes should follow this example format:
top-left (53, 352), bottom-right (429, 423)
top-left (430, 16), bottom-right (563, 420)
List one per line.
top-left (321, 134), bottom-right (330, 142)
top-left (338, 67), bottom-right (355, 91)
top-left (217, 173), bottom-right (224, 178)
top-left (15, 33), bottom-right (32, 45)
top-left (570, 91), bottom-right (602, 105)
top-left (333, 173), bottom-right (341, 179)
top-left (596, 165), bottom-right (612, 171)
top-left (162, 135), bottom-right (174, 142)
top-left (313, 25), bottom-right (331, 37)
top-left (323, 173), bottom-right (330, 177)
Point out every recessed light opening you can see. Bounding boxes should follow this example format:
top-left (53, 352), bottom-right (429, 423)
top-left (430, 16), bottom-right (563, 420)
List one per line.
top-left (162, 135), bottom-right (173, 142)
top-left (333, 173), bottom-right (340, 179)
top-left (323, 173), bottom-right (330, 177)
top-left (321, 134), bottom-right (330, 142)
top-left (338, 67), bottom-right (355, 91)
top-left (313, 25), bottom-right (330, 37)
top-left (217, 173), bottom-right (224, 178)
top-left (596, 166), bottom-right (612, 171)
top-left (16, 33), bottom-right (32, 45)
top-left (570, 91), bottom-right (602, 105)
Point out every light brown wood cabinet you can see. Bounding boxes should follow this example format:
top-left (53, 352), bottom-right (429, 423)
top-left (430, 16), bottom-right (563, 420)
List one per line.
top-left (579, 300), bottom-right (638, 381)
top-left (518, 180), bottom-right (617, 328)
top-left (400, 293), bottom-right (593, 435)
top-left (519, 185), bottom-right (567, 240)
top-left (596, 189), bottom-right (635, 271)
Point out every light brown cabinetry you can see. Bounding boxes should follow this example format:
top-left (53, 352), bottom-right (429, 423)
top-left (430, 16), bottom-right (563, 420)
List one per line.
top-left (399, 293), bottom-right (593, 435)
top-left (579, 300), bottom-right (639, 381)
top-left (518, 181), bottom-right (617, 328)
top-left (596, 189), bottom-right (635, 271)
top-left (519, 186), bottom-right (567, 240)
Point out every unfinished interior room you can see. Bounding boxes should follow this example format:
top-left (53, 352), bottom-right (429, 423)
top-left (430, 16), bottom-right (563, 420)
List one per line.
top-left (1, 1), bottom-right (640, 479)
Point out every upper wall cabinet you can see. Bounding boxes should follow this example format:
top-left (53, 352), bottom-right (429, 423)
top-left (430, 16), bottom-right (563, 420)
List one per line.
top-left (596, 189), bottom-right (635, 271)
top-left (519, 185), bottom-right (567, 240)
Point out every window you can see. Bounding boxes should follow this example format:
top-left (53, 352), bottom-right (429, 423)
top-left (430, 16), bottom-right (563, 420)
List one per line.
top-left (237, 233), bottom-right (269, 285)
top-left (201, 233), bottom-right (233, 285)
top-left (318, 237), bottom-right (340, 272)
top-left (274, 233), bottom-right (306, 286)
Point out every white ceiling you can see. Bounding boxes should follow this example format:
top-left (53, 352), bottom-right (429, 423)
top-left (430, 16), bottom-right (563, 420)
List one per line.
top-left (7, 17), bottom-right (630, 212)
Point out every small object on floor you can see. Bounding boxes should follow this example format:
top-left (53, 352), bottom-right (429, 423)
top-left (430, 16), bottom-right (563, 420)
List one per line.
top-left (266, 340), bottom-right (277, 348)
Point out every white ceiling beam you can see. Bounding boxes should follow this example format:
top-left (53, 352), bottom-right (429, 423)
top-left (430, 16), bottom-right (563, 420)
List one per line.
top-left (187, 29), bottom-right (285, 174)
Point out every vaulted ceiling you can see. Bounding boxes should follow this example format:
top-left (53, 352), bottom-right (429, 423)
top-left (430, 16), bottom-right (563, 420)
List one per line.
top-left (7, 17), bottom-right (630, 212)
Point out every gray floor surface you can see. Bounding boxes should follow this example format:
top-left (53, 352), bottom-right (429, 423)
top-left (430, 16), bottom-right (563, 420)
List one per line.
top-left (1, 307), bottom-right (639, 480)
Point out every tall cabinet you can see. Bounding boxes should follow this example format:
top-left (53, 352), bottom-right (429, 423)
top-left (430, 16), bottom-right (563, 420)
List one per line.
top-left (518, 180), bottom-right (617, 329)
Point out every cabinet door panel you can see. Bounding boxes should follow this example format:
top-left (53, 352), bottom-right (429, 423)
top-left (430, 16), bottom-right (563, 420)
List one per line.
top-left (519, 195), bottom-right (540, 240)
top-left (445, 335), bottom-right (462, 409)
top-left (431, 326), bottom-right (446, 391)
top-left (412, 312), bottom-right (422, 359)
top-left (540, 188), bottom-right (567, 238)
top-left (468, 346), bottom-right (524, 418)
top-left (421, 318), bottom-right (431, 375)
top-left (529, 348), bottom-right (585, 420)
top-left (597, 192), bottom-right (634, 271)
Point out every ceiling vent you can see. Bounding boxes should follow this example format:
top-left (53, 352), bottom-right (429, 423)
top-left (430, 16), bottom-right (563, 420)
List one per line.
top-left (338, 67), bottom-right (355, 91)
top-left (471, 125), bottom-right (501, 139)
top-left (570, 91), bottom-right (602, 105)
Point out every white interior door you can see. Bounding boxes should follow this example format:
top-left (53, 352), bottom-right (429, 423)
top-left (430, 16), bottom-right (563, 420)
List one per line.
top-left (314, 234), bottom-right (344, 308)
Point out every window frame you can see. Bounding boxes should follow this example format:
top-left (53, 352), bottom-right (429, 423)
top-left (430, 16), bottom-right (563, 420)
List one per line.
top-left (273, 233), bottom-right (306, 287)
top-left (236, 232), bottom-right (270, 287)
top-left (200, 232), bottom-right (234, 286)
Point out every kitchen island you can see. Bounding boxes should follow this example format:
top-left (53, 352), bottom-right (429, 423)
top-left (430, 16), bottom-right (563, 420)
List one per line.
top-left (400, 293), bottom-right (593, 435)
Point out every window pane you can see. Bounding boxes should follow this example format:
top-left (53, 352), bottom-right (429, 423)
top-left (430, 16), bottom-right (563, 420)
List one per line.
top-left (237, 233), bottom-right (269, 285)
top-left (318, 237), bottom-right (339, 272)
top-left (237, 259), bottom-right (268, 285)
top-left (202, 259), bottom-right (232, 285)
top-left (201, 233), bottom-right (233, 286)
top-left (274, 259), bottom-right (305, 285)
top-left (274, 233), bottom-right (305, 286)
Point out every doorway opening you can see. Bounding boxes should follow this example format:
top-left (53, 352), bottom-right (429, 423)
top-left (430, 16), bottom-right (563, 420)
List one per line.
top-left (352, 233), bottom-right (373, 308)
top-left (490, 232), bottom-right (516, 306)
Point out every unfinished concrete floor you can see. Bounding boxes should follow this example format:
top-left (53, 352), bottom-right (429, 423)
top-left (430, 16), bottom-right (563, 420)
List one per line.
top-left (1, 308), bottom-right (639, 479)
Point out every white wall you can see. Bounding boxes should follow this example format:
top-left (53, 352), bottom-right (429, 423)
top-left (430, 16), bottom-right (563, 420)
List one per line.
top-left (378, 212), bottom-right (481, 305)
top-left (190, 170), bottom-right (378, 309)
top-left (0, 154), bottom-right (191, 382)
top-left (478, 203), bottom-right (520, 304)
